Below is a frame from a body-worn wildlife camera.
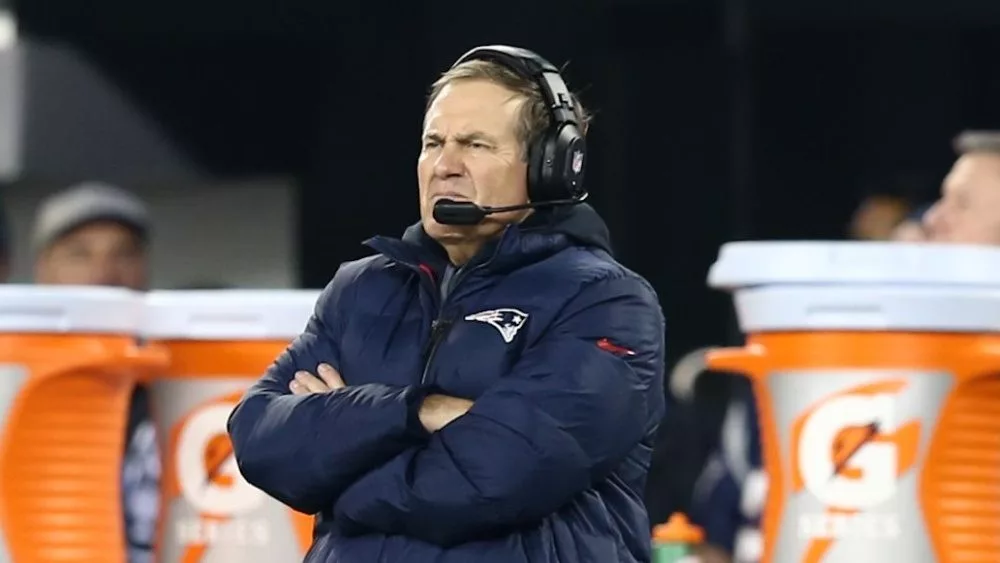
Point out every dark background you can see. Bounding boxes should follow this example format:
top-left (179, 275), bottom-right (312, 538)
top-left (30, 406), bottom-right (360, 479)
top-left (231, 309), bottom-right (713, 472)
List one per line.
top-left (15, 0), bottom-right (1000, 522)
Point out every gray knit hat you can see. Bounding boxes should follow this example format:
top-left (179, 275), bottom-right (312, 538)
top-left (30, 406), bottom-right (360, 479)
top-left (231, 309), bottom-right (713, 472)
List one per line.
top-left (32, 182), bottom-right (149, 252)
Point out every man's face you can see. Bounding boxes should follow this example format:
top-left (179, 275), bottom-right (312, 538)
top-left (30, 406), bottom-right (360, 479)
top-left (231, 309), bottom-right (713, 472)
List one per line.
top-left (925, 153), bottom-right (1000, 245)
top-left (418, 79), bottom-right (530, 243)
top-left (35, 220), bottom-right (148, 290)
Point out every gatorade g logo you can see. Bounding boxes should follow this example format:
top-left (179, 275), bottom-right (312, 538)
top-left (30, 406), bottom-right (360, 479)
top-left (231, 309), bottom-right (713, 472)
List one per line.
top-left (789, 379), bottom-right (922, 551)
top-left (176, 395), bottom-right (264, 516)
top-left (792, 379), bottom-right (921, 509)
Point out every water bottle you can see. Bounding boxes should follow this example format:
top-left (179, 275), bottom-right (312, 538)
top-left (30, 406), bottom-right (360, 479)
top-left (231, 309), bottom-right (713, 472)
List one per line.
top-left (652, 512), bottom-right (704, 563)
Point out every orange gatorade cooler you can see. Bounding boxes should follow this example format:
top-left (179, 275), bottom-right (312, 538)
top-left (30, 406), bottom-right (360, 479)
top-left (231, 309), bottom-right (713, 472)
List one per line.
top-left (142, 290), bottom-right (321, 563)
top-left (706, 241), bottom-right (1000, 563)
top-left (0, 285), bottom-right (165, 563)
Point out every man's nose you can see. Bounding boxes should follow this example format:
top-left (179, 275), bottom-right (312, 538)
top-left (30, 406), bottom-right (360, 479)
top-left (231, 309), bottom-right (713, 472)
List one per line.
top-left (433, 145), bottom-right (464, 178)
top-left (90, 258), bottom-right (125, 287)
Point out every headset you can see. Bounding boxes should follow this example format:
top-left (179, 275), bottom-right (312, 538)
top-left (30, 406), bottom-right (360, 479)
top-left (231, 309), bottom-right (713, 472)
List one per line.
top-left (432, 45), bottom-right (589, 226)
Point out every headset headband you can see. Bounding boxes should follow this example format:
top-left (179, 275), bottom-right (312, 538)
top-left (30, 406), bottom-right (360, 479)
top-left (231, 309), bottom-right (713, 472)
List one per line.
top-left (452, 45), bottom-right (579, 128)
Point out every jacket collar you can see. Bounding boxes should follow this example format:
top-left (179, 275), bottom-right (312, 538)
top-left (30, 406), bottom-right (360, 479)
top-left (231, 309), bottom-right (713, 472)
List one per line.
top-left (363, 204), bottom-right (612, 275)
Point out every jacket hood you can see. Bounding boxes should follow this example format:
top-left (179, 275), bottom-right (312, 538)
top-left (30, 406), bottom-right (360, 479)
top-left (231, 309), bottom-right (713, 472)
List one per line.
top-left (541, 203), bottom-right (613, 255)
top-left (402, 203), bottom-right (612, 253)
top-left (367, 203), bottom-right (613, 273)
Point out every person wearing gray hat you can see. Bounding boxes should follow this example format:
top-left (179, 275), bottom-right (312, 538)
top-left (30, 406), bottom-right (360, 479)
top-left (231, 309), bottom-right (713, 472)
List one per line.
top-left (32, 182), bottom-right (150, 290)
top-left (31, 182), bottom-right (159, 563)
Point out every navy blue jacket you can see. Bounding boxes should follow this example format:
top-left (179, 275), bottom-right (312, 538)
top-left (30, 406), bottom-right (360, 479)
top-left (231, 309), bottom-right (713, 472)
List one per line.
top-left (227, 205), bottom-right (666, 562)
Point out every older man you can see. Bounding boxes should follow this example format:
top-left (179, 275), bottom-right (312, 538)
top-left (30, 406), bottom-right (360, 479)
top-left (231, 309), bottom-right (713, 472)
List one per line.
top-left (924, 130), bottom-right (1000, 244)
top-left (229, 45), bottom-right (666, 563)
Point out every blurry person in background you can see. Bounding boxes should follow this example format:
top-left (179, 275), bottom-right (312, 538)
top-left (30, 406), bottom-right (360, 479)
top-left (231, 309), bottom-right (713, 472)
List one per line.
top-left (690, 134), bottom-right (1000, 563)
top-left (33, 182), bottom-right (149, 289)
top-left (925, 130), bottom-right (1000, 245)
top-left (31, 182), bottom-right (158, 563)
top-left (847, 191), bottom-right (912, 241)
top-left (644, 346), bottom-right (732, 538)
top-left (688, 377), bottom-right (762, 563)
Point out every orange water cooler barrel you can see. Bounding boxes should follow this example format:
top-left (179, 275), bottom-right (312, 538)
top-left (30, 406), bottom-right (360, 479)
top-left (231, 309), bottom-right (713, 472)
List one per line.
top-left (0, 286), bottom-right (165, 562)
top-left (142, 290), bottom-right (321, 563)
top-left (707, 242), bottom-right (1000, 563)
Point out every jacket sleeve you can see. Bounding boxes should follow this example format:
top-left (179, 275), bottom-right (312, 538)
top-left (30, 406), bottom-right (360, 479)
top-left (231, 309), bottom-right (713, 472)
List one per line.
top-left (227, 260), bottom-right (429, 515)
top-left (331, 274), bottom-right (666, 546)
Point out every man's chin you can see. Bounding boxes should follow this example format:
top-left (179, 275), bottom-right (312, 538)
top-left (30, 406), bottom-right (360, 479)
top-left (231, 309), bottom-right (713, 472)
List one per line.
top-left (424, 219), bottom-right (473, 240)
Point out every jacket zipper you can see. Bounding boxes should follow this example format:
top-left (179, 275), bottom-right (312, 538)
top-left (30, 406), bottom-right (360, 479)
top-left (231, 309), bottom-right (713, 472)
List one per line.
top-left (417, 264), bottom-right (484, 385)
top-left (420, 317), bottom-right (453, 385)
top-left (413, 227), bottom-right (513, 386)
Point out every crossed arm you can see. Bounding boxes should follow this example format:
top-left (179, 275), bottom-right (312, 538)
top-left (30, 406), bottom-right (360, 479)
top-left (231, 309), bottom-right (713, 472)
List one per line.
top-left (290, 363), bottom-right (473, 436)
top-left (228, 271), bottom-right (665, 546)
top-left (227, 261), bottom-right (485, 516)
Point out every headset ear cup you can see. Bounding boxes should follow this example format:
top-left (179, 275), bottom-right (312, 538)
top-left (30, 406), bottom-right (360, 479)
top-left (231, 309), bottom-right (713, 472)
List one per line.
top-left (560, 126), bottom-right (586, 199)
top-left (529, 126), bottom-right (586, 203)
top-left (534, 133), bottom-right (562, 202)
top-left (546, 123), bottom-right (585, 202)
top-left (547, 131), bottom-right (569, 199)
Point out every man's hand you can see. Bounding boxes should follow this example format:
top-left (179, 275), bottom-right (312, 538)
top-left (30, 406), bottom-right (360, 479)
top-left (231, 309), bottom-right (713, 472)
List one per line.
top-left (289, 363), bottom-right (345, 395)
top-left (419, 394), bottom-right (474, 432)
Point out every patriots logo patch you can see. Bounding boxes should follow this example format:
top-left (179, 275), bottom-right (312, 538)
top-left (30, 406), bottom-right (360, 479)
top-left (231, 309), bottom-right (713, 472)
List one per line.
top-left (464, 308), bottom-right (529, 344)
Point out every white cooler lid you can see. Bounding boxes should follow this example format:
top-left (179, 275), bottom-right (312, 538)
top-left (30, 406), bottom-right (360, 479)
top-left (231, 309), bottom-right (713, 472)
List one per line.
top-left (0, 284), bottom-right (143, 334)
top-left (142, 290), bottom-right (321, 340)
top-left (709, 241), bottom-right (1000, 289)
top-left (708, 241), bottom-right (1000, 332)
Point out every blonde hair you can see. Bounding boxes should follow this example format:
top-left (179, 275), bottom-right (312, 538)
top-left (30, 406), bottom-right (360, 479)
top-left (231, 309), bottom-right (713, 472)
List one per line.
top-left (426, 59), bottom-right (591, 158)
top-left (954, 130), bottom-right (1000, 155)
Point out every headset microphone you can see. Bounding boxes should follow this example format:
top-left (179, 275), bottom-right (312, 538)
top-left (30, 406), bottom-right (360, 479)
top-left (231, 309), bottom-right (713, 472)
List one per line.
top-left (432, 196), bottom-right (587, 226)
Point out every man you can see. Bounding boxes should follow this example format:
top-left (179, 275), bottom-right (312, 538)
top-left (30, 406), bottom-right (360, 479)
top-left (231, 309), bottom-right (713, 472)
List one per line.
top-left (33, 182), bottom-right (149, 289)
top-left (690, 129), bottom-right (1000, 563)
top-left (924, 130), bottom-right (1000, 244)
top-left (32, 182), bottom-right (159, 563)
top-left (228, 45), bottom-right (666, 563)
top-left (847, 192), bottom-right (912, 241)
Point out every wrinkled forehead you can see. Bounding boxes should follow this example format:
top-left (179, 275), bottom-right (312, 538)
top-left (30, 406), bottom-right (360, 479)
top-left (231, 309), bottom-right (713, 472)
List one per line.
top-left (423, 81), bottom-right (524, 136)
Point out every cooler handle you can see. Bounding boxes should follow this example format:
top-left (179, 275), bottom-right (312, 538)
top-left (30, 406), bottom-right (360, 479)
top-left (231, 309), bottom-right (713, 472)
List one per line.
top-left (118, 343), bottom-right (170, 378)
top-left (0, 343), bottom-right (168, 563)
top-left (705, 344), bottom-right (766, 379)
top-left (964, 339), bottom-right (1000, 381)
top-left (64, 342), bottom-right (170, 380)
